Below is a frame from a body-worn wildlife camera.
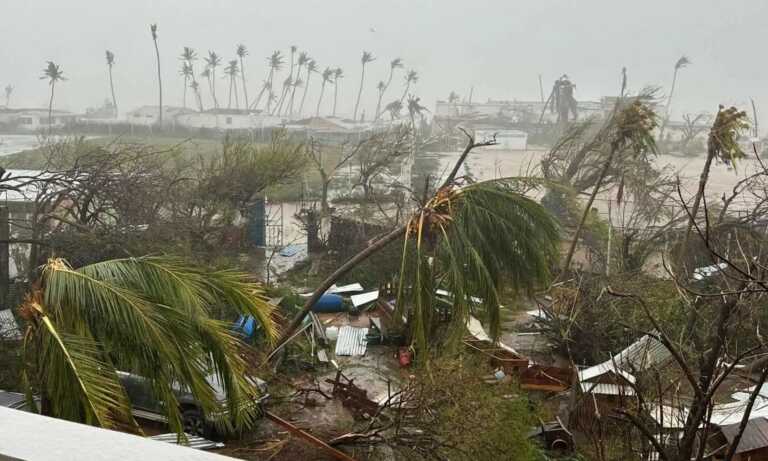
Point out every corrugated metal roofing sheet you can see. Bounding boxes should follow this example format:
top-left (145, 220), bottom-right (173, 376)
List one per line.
top-left (611, 333), bottom-right (671, 372)
top-left (579, 382), bottom-right (636, 396)
top-left (334, 326), bottom-right (368, 356)
top-left (350, 291), bottom-right (379, 308)
top-left (720, 417), bottom-right (768, 454)
top-left (0, 310), bottom-right (22, 340)
top-left (149, 433), bottom-right (225, 450)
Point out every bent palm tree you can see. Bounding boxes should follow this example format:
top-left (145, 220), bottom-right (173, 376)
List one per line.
top-left (353, 51), bottom-right (375, 121)
top-left (658, 56), bottom-right (690, 141)
top-left (253, 51), bottom-right (283, 111)
top-left (332, 67), bottom-right (343, 117)
top-left (204, 51), bottom-right (223, 109)
top-left (375, 57), bottom-right (403, 121)
top-left (286, 52), bottom-right (310, 117)
top-left (181, 47), bottom-right (203, 111)
top-left (20, 257), bottom-right (276, 435)
top-left (273, 132), bottom-right (559, 360)
top-left (179, 62), bottom-right (193, 108)
top-left (105, 51), bottom-right (118, 118)
top-left (400, 70), bottom-right (419, 104)
top-left (236, 44), bottom-right (249, 110)
top-left (150, 24), bottom-right (162, 125)
top-left (315, 67), bottom-right (334, 116)
top-left (298, 59), bottom-right (317, 117)
top-left (385, 99), bottom-right (403, 120)
top-left (40, 61), bottom-right (66, 133)
top-left (224, 60), bottom-right (240, 109)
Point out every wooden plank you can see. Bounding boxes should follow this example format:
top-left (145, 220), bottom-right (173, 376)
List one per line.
top-left (265, 411), bottom-right (357, 461)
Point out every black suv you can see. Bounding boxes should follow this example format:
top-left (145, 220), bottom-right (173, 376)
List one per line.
top-left (117, 371), bottom-right (269, 437)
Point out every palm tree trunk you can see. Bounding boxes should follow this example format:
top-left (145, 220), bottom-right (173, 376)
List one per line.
top-left (298, 73), bottom-right (312, 117)
top-left (561, 141), bottom-right (619, 273)
top-left (274, 86), bottom-right (289, 116)
top-left (287, 68), bottom-right (302, 117)
top-left (680, 149), bottom-right (715, 258)
top-left (399, 82), bottom-right (410, 104)
top-left (207, 76), bottom-right (215, 109)
top-left (375, 68), bottom-right (394, 121)
top-left (332, 82), bottom-right (339, 117)
top-left (211, 69), bottom-right (219, 109)
top-left (48, 82), bottom-right (55, 134)
top-left (658, 69), bottom-right (679, 141)
top-left (239, 57), bottom-right (249, 110)
top-left (182, 76), bottom-right (188, 109)
top-left (353, 65), bottom-right (366, 121)
top-left (108, 66), bottom-right (118, 118)
top-left (227, 77), bottom-right (233, 109)
top-left (153, 38), bottom-right (162, 126)
top-left (233, 77), bottom-right (240, 109)
top-left (315, 82), bottom-right (326, 117)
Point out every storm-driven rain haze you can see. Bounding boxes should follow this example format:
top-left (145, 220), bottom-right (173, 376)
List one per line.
top-left (4, 2), bottom-right (768, 461)
top-left (0, 0), bottom-right (765, 122)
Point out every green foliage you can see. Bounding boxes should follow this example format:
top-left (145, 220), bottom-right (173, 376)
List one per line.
top-left (400, 354), bottom-right (542, 461)
top-left (20, 256), bottom-right (276, 435)
top-left (708, 105), bottom-right (750, 166)
top-left (397, 180), bottom-right (560, 356)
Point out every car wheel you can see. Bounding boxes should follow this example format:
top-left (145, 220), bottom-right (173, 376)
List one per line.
top-left (182, 408), bottom-right (207, 437)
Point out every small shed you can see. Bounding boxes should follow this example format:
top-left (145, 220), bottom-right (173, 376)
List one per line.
top-left (709, 417), bottom-right (768, 461)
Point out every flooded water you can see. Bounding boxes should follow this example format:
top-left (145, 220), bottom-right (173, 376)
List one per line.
top-left (425, 147), bottom-right (763, 216)
top-left (0, 134), bottom-right (41, 156)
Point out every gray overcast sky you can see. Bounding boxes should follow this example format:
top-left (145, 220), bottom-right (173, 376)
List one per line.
top-left (2, 0), bottom-right (766, 123)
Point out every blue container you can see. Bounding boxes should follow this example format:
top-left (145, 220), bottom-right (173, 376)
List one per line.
top-left (233, 315), bottom-right (257, 338)
top-left (311, 294), bottom-right (345, 313)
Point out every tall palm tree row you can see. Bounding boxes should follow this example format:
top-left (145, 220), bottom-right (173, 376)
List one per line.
top-left (181, 47), bottom-right (204, 112)
top-left (204, 51), bottom-right (222, 109)
top-left (332, 67), bottom-right (343, 117)
top-left (353, 51), bottom-right (375, 121)
top-left (236, 44), bottom-right (249, 110)
top-left (252, 50), bottom-right (283, 112)
top-left (20, 256), bottom-right (277, 435)
top-left (315, 67), bottom-right (334, 117)
top-left (105, 50), bottom-right (118, 118)
top-left (150, 24), bottom-right (162, 126)
top-left (297, 59), bottom-right (318, 117)
top-left (374, 57), bottom-right (403, 121)
top-left (40, 61), bottom-right (65, 133)
top-left (224, 59), bottom-right (240, 109)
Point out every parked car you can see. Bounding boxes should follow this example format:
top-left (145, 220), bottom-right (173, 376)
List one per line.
top-left (0, 390), bottom-right (39, 412)
top-left (117, 371), bottom-right (269, 437)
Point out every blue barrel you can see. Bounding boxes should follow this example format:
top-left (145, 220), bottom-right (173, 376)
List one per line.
top-left (311, 294), bottom-right (345, 313)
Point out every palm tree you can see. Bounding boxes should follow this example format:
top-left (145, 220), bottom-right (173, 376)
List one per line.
top-left (3, 85), bottom-right (12, 107)
top-left (273, 76), bottom-right (292, 116)
top-left (374, 57), bottom-right (403, 121)
top-left (236, 44), bottom-right (249, 110)
top-left (150, 24), bottom-right (162, 125)
top-left (201, 68), bottom-right (214, 109)
top-left (298, 59), bottom-right (318, 117)
top-left (315, 67), bottom-right (334, 117)
top-left (204, 51), bottom-right (223, 109)
top-left (19, 256), bottom-right (276, 435)
top-left (179, 62), bottom-right (193, 108)
top-left (561, 95), bottom-right (659, 273)
top-left (252, 50), bottom-right (283, 112)
top-left (272, 134), bottom-right (560, 359)
top-left (399, 69), bottom-right (419, 104)
top-left (286, 51), bottom-right (310, 117)
top-left (353, 51), bottom-right (375, 121)
top-left (332, 67), bottom-right (343, 117)
top-left (659, 55), bottom-right (691, 141)
top-left (181, 47), bottom-right (203, 112)
top-left (384, 99), bottom-right (402, 120)
top-left (105, 51), bottom-right (118, 118)
top-left (224, 59), bottom-right (240, 109)
top-left (40, 61), bottom-right (66, 133)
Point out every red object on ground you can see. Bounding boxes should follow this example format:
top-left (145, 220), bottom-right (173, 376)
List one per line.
top-left (398, 348), bottom-right (413, 367)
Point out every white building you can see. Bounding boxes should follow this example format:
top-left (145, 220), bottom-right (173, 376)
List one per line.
top-left (125, 105), bottom-right (195, 127)
top-left (175, 109), bottom-right (283, 130)
top-left (15, 110), bottom-right (77, 131)
top-left (475, 129), bottom-right (528, 150)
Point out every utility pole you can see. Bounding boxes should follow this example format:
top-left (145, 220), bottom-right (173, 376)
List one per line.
top-left (0, 207), bottom-right (9, 308)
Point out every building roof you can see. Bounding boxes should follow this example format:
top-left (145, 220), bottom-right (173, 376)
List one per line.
top-left (578, 362), bottom-right (636, 385)
top-left (579, 382), bottom-right (636, 396)
top-left (0, 169), bottom-right (49, 203)
top-left (611, 333), bottom-right (671, 372)
top-left (648, 404), bottom-right (689, 429)
top-left (126, 105), bottom-right (193, 115)
top-left (720, 417), bottom-right (768, 454)
top-left (0, 310), bottom-right (22, 340)
top-left (0, 406), bottom-right (237, 460)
